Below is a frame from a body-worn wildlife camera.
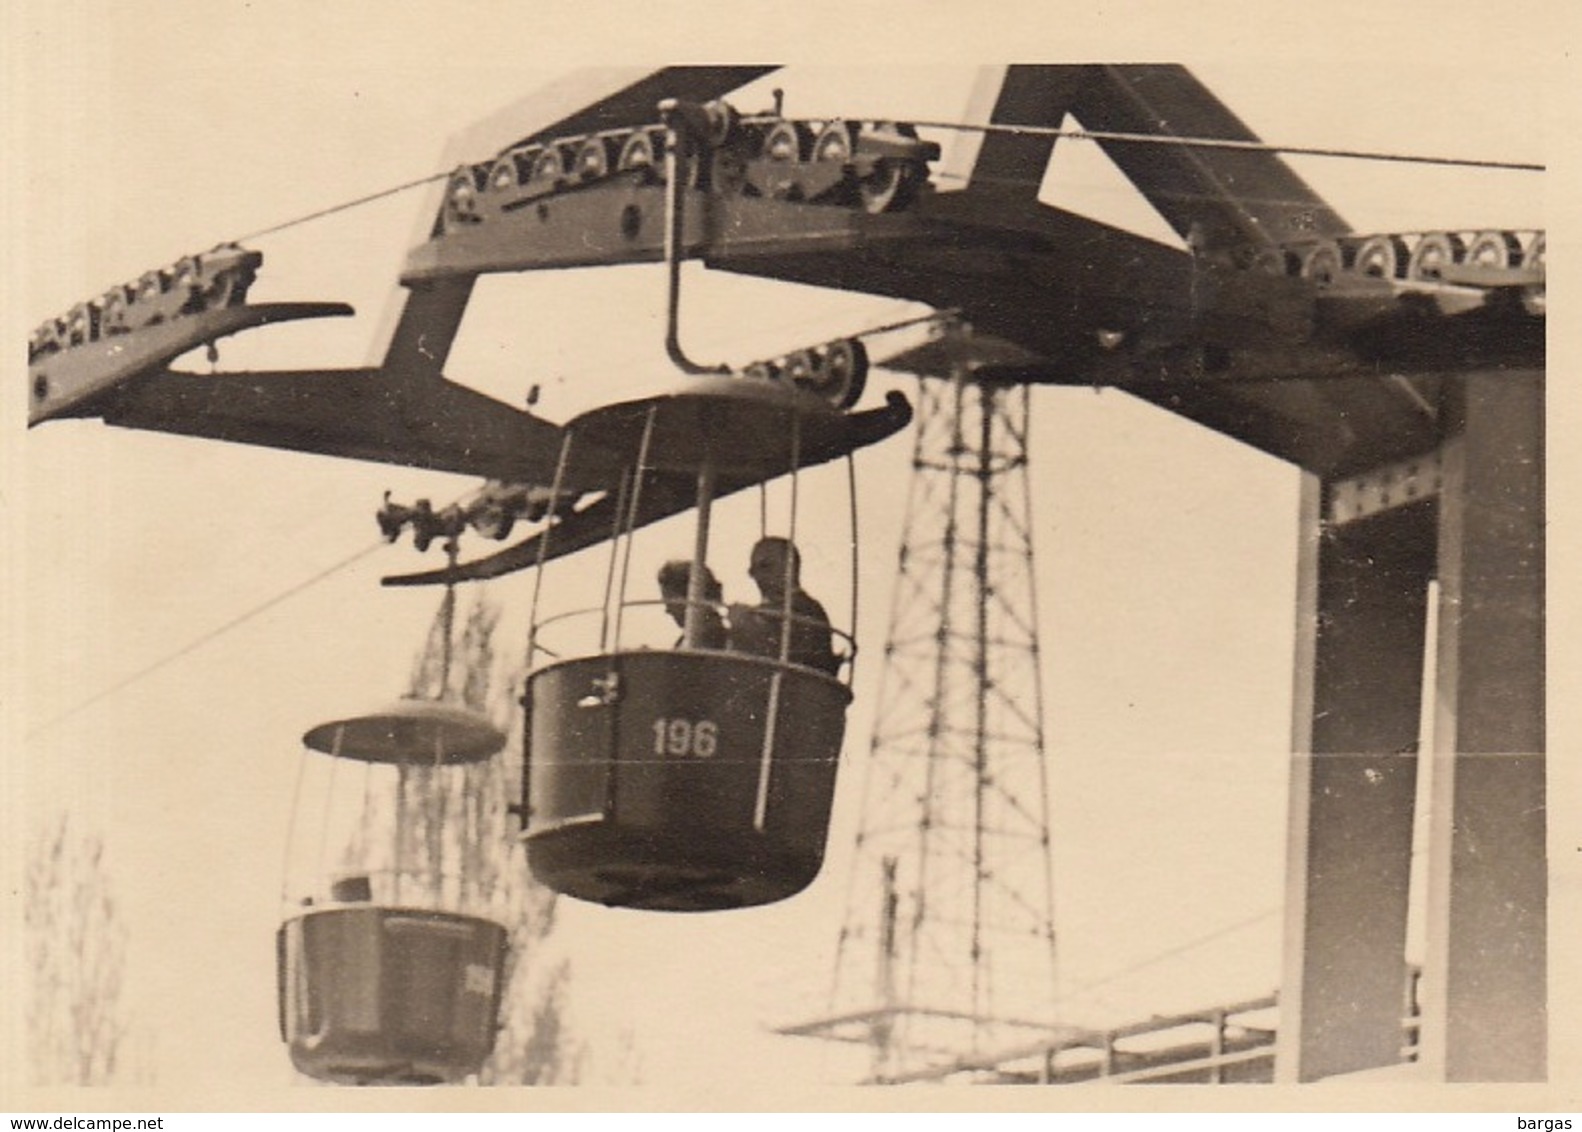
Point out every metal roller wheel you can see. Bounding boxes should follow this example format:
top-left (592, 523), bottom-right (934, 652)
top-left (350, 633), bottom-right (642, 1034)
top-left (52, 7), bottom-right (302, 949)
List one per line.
top-left (530, 145), bottom-right (566, 188)
top-left (65, 305), bottom-right (94, 346)
top-left (574, 137), bottom-right (614, 182)
top-left (132, 272), bottom-right (167, 328)
top-left (469, 505), bottom-right (516, 542)
top-left (813, 121), bottom-right (854, 164)
top-left (761, 120), bottom-right (812, 200)
top-left (811, 338), bottom-right (869, 409)
top-left (489, 156), bottom-right (518, 191)
top-left (1521, 233), bottom-right (1546, 316)
top-left (806, 121), bottom-right (857, 204)
top-left (100, 288), bottom-right (131, 335)
top-left (444, 169), bottom-right (481, 229)
top-left (763, 120), bottom-right (807, 164)
top-left (858, 122), bottom-right (925, 213)
top-left (37, 319), bottom-right (68, 356)
top-left (617, 130), bottom-right (657, 172)
top-left (1524, 232), bottom-right (1545, 270)
top-left (781, 349), bottom-right (819, 388)
top-left (1406, 231), bottom-right (1465, 281)
top-left (858, 162), bottom-right (921, 213)
top-left (170, 258), bottom-right (205, 313)
top-left (1352, 235), bottom-right (1407, 279)
top-left (171, 256), bottom-right (200, 289)
top-left (1466, 230), bottom-right (1521, 268)
top-left (1299, 241), bottom-right (1343, 288)
top-left (29, 324), bottom-right (59, 361)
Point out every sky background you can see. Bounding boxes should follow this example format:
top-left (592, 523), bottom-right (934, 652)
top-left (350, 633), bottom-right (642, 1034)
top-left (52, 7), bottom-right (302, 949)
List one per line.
top-left (6, 0), bottom-right (1578, 1112)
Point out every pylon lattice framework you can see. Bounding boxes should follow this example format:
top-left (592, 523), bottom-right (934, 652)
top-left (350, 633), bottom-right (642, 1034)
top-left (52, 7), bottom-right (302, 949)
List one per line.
top-left (825, 365), bottom-right (1059, 1081)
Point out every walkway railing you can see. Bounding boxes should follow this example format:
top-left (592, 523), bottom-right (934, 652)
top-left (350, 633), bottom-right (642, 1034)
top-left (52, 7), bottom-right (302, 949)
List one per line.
top-left (871, 968), bottom-right (1423, 1085)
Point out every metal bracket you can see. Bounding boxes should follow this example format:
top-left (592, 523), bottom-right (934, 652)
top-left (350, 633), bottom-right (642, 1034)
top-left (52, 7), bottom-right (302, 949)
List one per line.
top-left (1327, 450), bottom-right (1442, 526)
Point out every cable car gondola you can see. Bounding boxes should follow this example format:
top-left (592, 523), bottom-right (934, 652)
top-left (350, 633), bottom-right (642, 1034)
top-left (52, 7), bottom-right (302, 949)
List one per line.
top-left (277, 586), bottom-right (512, 1085)
top-left (519, 372), bottom-right (900, 912)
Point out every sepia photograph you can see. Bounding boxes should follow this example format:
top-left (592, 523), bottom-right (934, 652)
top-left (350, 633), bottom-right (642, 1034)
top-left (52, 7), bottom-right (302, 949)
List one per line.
top-left (6, 0), bottom-right (1576, 1118)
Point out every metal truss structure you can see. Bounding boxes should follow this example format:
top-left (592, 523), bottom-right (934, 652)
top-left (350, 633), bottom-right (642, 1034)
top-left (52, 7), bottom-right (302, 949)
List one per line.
top-left (793, 327), bottom-right (1059, 1081)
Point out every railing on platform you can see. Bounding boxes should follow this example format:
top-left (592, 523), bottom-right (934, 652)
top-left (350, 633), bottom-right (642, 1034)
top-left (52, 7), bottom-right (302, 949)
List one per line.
top-left (871, 967), bottom-right (1424, 1085)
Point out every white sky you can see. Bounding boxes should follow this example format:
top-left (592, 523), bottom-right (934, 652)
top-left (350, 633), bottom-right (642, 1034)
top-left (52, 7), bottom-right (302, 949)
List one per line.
top-left (6, 0), bottom-right (1578, 1111)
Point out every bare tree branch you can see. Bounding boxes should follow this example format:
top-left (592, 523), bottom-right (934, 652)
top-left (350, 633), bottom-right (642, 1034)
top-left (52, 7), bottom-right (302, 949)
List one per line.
top-left (25, 814), bottom-right (141, 1086)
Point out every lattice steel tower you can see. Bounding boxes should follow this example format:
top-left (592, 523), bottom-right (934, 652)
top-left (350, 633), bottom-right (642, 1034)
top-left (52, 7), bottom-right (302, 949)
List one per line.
top-left (804, 325), bottom-right (1061, 1081)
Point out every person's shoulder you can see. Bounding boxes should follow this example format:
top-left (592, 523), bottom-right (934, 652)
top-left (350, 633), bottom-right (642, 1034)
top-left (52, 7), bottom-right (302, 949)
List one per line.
top-left (796, 591), bottom-right (830, 617)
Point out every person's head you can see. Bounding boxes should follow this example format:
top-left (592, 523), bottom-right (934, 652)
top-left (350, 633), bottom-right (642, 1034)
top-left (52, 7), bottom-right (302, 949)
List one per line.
top-left (658, 560), bottom-right (720, 624)
top-left (748, 537), bottom-right (800, 600)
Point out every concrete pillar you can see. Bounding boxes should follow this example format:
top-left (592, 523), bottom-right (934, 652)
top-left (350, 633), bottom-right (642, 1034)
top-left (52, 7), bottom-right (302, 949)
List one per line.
top-left (1419, 370), bottom-right (1545, 1081)
top-left (1277, 477), bottom-right (1435, 1082)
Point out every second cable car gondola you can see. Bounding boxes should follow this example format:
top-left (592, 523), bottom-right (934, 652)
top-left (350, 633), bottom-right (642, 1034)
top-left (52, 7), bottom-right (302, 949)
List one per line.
top-left (278, 581), bottom-right (513, 1086)
top-left (278, 700), bottom-right (510, 1085)
top-left (519, 372), bottom-right (906, 912)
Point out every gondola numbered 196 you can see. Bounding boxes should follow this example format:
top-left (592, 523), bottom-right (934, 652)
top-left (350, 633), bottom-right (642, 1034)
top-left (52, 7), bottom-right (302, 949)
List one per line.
top-left (518, 374), bottom-right (909, 912)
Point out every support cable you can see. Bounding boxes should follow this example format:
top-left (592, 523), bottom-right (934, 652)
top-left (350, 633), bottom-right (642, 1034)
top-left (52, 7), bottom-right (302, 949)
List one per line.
top-left (136, 105), bottom-right (1533, 315)
top-left (236, 171), bottom-right (452, 243)
top-left (29, 484), bottom-right (490, 740)
top-left (234, 119), bottom-right (1538, 252)
top-left (1059, 907), bottom-right (1283, 1009)
top-left (908, 118), bottom-right (1544, 172)
top-left (28, 537), bottom-right (388, 740)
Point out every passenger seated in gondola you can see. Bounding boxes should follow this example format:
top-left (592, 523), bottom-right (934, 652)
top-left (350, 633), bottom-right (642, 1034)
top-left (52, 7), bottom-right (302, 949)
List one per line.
top-left (728, 537), bottom-right (839, 675)
top-left (657, 560), bottom-right (728, 650)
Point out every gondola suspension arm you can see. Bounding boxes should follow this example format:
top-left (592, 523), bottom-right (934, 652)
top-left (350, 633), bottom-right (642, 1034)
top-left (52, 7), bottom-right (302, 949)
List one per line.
top-left (659, 99), bottom-right (731, 377)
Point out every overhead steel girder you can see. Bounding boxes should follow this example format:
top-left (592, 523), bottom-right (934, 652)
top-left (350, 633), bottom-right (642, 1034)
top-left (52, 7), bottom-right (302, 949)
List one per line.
top-left (28, 302), bottom-right (354, 426)
top-left (401, 177), bottom-right (1320, 371)
top-left (98, 365), bottom-right (619, 487)
top-left (960, 64), bottom-right (1350, 251)
top-left (391, 63), bottom-right (1538, 485)
top-left (1072, 64), bottom-right (1351, 250)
